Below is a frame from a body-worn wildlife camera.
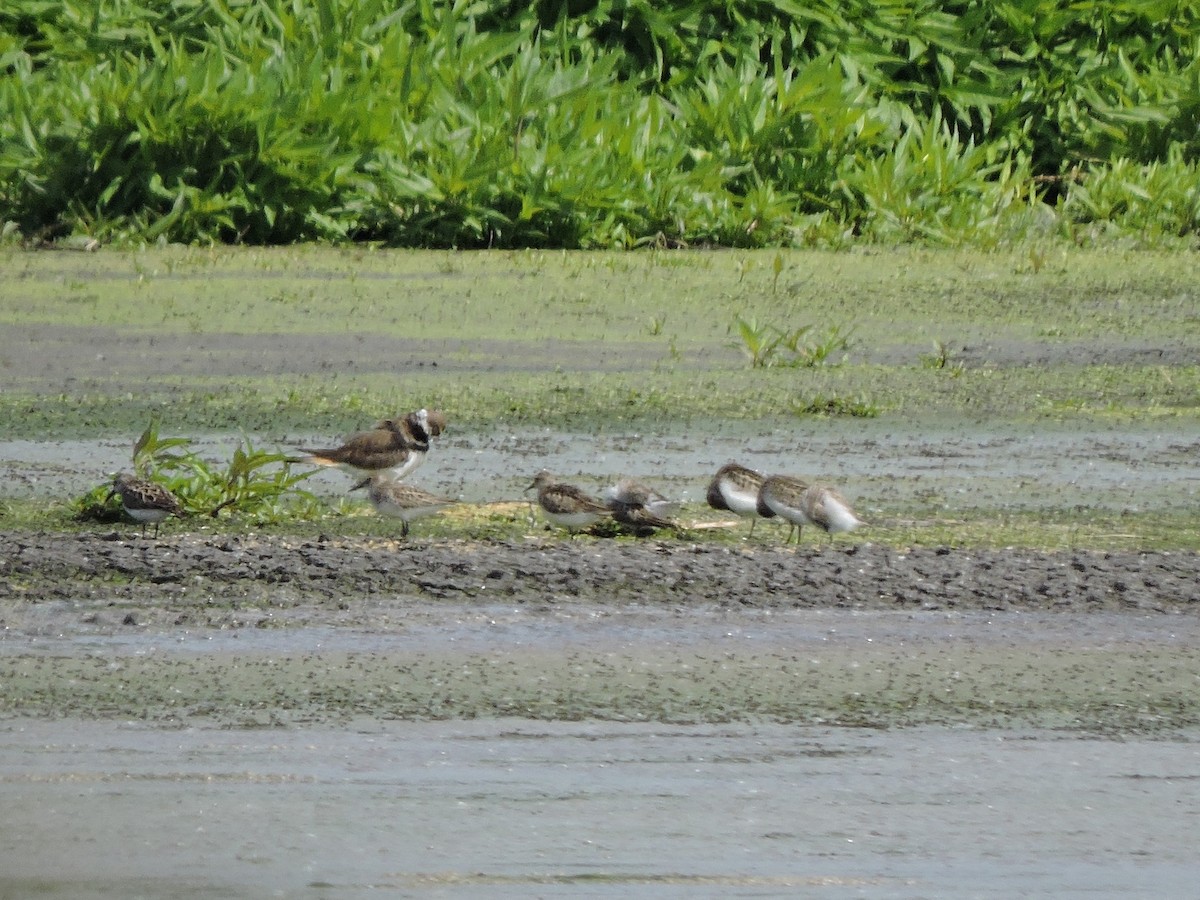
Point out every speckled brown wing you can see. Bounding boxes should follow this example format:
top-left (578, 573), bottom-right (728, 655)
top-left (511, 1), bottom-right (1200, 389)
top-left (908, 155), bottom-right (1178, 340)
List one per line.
top-left (528, 470), bottom-right (612, 530)
top-left (107, 473), bottom-right (184, 537)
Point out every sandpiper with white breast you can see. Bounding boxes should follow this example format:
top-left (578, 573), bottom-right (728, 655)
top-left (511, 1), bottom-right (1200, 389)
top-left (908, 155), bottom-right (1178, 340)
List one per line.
top-left (755, 474), bottom-right (812, 544)
top-left (296, 408), bottom-right (446, 481)
top-left (106, 473), bottom-right (185, 538)
top-left (527, 470), bottom-right (613, 533)
top-left (799, 483), bottom-right (865, 542)
top-left (706, 462), bottom-right (766, 537)
top-left (352, 474), bottom-right (455, 538)
top-left (757, 476), bottom-right (863, 545)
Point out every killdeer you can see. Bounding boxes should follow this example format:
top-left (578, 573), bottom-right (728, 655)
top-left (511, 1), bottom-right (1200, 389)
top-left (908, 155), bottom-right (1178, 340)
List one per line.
top-left (296, 408), bottom-right (445, 480)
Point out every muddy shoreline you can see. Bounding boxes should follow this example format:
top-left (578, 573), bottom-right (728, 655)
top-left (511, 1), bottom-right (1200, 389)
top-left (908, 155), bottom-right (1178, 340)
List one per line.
top-left (4, 530), bottom-right (1198, 614)
top-left (4, 531), bottom-right (1198, 732)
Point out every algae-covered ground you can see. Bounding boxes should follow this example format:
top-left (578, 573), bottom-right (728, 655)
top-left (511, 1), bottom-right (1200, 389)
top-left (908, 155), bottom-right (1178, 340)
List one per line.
top-left (2, 243), bottom-right (1198, 548)
top-left (1, 244), bottom-right (1198, 733)
top-left (3, 244), bottom-right (1198, 437)
top-left (3, 246), bottom-right (1200, 899)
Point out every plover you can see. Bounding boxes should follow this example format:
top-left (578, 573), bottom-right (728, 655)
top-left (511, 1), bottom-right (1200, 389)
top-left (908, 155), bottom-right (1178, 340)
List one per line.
top-left (527, 470), bottom-right (613, 532)
top-left (755, 474), bottom-right (812, 544)
top-left (296, 408), bottom-right (445, 480)
top-left (351, 474), bottom-right (455, 537)
top-left (604, 478), bottom-right (680, 534)
top-left (106, 473), bottom-right (184, 538)
top-left (706, 462), bottom-right (766, 537)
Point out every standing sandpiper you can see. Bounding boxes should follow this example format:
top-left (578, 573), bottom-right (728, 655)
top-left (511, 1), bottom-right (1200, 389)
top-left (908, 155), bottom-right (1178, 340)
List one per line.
top-left (106, 473), bottom-right (184, 538)
top-left (799, 484), bottom-right (865, 542)
top-left (706, 462), bottom-right (767, 537)
top-left (755, 474), bottom-right (812, 544)
top-left (351, 474), bottom-right (456, 538)
top-left (757, 476), bottom-right (863, 545)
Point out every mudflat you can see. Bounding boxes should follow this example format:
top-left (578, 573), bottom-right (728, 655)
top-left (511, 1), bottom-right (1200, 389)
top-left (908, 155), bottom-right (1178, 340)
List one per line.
top-left (3, 247), bottom-right (1200, 897)
top-left (3, 531), bottom-right (1198, 731)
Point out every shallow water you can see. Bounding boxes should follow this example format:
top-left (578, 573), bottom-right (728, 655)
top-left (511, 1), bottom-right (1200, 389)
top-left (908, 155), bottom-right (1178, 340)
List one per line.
top-left (3, 416), bottom-right (1198, 517)
top-left (4, 417), bottom-right (1199, 897)
top-left (1, 718), bottom-right (1197, 899)
top-left (3, 605), bottom-right (1199, 898)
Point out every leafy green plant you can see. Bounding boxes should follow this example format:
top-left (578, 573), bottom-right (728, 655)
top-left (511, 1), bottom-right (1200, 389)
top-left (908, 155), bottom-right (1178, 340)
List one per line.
top-left (78, 423), bottom-right (324, 526)
top-left (3, 0), bottom-right (1199, 248)
top-left (733, 315), bottom-right (780, 368)
top-left (920, 340), bottom-right (964, 375)
top-left (792, 395), bottom-right (879, 418)
top-left (779, 323), bottom-right (854, 367)
top-left (733, 316), bottom-right (852, 368)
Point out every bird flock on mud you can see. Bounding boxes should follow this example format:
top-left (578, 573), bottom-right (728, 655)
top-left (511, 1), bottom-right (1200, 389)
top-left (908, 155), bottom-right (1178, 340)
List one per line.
top-left (107, 407), bottom-right (864, 543)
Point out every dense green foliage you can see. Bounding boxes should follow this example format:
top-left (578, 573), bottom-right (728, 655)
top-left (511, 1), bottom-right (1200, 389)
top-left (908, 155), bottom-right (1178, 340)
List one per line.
top-left (76, 423), bottom-right (326, 526)
top-left (2, 0), bottom-right (1199, 248)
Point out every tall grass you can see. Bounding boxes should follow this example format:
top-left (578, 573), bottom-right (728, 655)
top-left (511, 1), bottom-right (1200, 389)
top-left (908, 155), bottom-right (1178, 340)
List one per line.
top-left (2, 0), bottom-right (1198, 248)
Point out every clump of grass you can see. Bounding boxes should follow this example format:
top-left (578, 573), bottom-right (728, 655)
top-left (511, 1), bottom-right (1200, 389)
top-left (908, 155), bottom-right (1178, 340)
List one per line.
top-left (733, 316), bottom-right (853, 368)
top-left (920, 340), bottom-right (964, 375)
top-left (76, 423), bottom-right (324, 526)
top-left (792, 395), bottom-right (879, 418)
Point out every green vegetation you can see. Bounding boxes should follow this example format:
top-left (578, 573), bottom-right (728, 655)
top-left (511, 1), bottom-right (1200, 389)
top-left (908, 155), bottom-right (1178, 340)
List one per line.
top-left (732, 315), bottom-right (853, 368)
top-left (920, 340), bottom-right (964, 374)
top-left (76, 423), bottom-right (327, 527)
top-left (1, 245), bottom-right (1198, 551)
top-left (2, 1), bottom-right (1199, 248)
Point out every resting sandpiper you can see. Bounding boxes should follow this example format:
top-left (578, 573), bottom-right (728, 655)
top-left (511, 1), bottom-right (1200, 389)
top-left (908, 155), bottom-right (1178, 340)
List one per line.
top-left (527, 470), bottom-right (613, 532)
top-left (604, 477), bottom-right (680, 534)
top-left (706, 462), bottom-right (766, 537)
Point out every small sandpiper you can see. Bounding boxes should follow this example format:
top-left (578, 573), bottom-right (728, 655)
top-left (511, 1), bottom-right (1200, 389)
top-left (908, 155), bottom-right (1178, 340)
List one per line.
top-left (757, 476), bottom-right (863, 544)
top-left (351, 474), bottom-right (455, 538)
top-left (604, 477), bottom-right (681, 534)
top-left (706, 462), bottom-right (766, 537)
top-left (755, 474), bottom-right (812, 544)
top-left (799, 483), bottom-right (865, 542)
top-left (527, 470), bottom-right (613, 533)
top-left (106, 473), bottom-right (185, 538)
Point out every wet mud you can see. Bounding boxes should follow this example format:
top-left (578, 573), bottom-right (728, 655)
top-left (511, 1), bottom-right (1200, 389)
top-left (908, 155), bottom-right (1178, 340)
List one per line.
top-left (3, 531), bottom-right (1198, 731)
top-left (3, 530), bottom-right (1198, 614)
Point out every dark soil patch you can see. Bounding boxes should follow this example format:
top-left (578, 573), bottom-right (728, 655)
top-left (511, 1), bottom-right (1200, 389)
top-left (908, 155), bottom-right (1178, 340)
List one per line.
top-left (3, 531), bottom-right (1195, 618)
